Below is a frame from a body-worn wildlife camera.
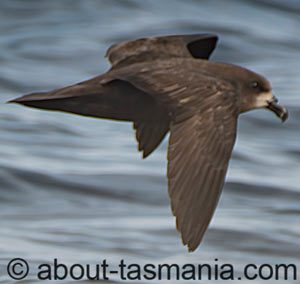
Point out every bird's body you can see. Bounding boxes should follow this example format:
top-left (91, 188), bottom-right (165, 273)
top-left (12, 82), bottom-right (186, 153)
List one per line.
top-left (9, 34), bottom-right (288, 251)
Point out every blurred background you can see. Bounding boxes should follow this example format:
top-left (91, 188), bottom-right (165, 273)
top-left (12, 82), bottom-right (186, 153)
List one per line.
top-left (0, 0), bottom-right (299, 283)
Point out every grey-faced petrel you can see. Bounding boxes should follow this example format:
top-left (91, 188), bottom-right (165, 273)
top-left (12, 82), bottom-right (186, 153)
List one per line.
top-left (9, 34), bottom-right (288, 252)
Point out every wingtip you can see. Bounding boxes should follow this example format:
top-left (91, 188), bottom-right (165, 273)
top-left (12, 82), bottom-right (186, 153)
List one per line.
top-left (6, 98), bottom-right (20, 104)
top-left (6, 92), bottom-right (49, 105)
top-left (175, 217), bottom-right (201, 253)
top-left (7, 93), bottom-right (35, 104)
top-left (188, 246), bottom-right (196, 253)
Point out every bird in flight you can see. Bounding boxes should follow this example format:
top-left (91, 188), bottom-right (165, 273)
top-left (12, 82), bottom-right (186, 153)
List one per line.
top-left (9, 34), bottom-right (288, 252)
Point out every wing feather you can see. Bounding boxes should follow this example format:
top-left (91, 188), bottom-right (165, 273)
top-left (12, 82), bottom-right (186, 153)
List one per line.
top-left (11, 76), bottom-right (171, 158)
top-left (168, 106), bottom-right (237, 251)
top-left (106, 34), bottom-right (218, 67)
top-left (103, 59), bottom-right (239, 251)
top-left (13, 45), bottom-right (240, 251)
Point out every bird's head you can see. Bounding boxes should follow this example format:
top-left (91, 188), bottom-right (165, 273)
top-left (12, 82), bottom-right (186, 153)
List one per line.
top-left (238, 70), bottom-right (288, 122)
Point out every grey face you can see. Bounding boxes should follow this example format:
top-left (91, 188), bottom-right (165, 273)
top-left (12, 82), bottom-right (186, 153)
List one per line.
top-left (238, 70), bottom-right (288, 121)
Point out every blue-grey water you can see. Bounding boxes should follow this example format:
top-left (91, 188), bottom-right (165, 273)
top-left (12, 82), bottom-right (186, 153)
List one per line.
top-left (0, 0), bottom-right (300, 283)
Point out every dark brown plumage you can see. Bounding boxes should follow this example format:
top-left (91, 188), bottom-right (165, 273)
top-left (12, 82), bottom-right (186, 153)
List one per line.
top-left (9, 34), bottom-right (288, 251)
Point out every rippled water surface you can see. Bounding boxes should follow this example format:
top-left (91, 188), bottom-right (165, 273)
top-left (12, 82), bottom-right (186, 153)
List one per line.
top-left (0, 0), bottom-right (300, 283)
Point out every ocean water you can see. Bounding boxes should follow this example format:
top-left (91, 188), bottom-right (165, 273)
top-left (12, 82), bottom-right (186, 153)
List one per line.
top-left (0, 0), bottom-right (300, 283)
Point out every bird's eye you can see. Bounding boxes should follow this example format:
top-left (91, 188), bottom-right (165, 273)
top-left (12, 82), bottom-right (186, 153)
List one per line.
top-left (250, 81), bottom-right (259, 89)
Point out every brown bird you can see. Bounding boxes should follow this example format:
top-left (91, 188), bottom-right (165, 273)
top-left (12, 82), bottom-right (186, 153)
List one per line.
top-left (9, 34), bottom-right (288, 252)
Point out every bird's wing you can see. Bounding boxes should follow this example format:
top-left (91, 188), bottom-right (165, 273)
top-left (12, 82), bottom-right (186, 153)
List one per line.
top-left (106, 34), bottom-right (218, 67)
top-left (10, 76), bottom-right (171, 158)
top-left (168, 105), bottom-right (237, 252)
top-left (103, 62), bottom-right (238, 251)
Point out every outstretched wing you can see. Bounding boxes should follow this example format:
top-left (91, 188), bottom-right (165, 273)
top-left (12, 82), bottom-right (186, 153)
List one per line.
top-left (10, 34), bottom-right (218, 159)
top-left (106, 34), bottom-right (218, 67)
top-left (168, 101), bottom-right (237, 251)
top-left (9, 77), bottom-right (171, 158)
top-left (105, 61), bottom-right (238, 251)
